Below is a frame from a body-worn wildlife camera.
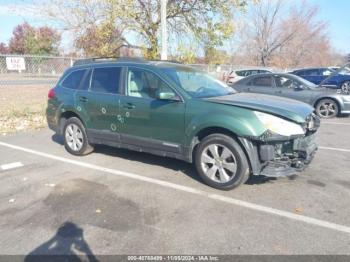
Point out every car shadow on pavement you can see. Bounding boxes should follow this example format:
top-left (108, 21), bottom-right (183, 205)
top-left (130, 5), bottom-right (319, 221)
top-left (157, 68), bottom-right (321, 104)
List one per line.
top-left (94, 144), bottom-right (203, 183)
top-left (51, 134), bottom-right (202, 183)
top-left (51, 134), bottom-right (279, 186)
top-left (52, 133), bottom-right (64, 145)
top-left (24, 222), bottom-right (98, 262)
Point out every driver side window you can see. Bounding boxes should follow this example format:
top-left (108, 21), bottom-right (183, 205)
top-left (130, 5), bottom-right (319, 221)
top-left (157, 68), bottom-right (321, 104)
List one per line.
top-left (275, 76), bottom-right (295, 89)
top-left (127, 68), bottom-right (176, 99)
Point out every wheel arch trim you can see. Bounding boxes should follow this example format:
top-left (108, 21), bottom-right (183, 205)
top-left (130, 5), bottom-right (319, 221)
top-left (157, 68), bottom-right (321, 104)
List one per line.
top-left (187, 126), bottom-right (260, 176)
top-left (58, 109), bottom-right (85, 135)
top-left (314, 96), bottom-right (342, 114)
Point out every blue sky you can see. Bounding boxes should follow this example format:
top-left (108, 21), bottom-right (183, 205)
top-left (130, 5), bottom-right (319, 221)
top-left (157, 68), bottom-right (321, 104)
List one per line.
top-left (305, 0), bottom-right (349, 53)
top-left (0, 0), bottom-right (349, 54)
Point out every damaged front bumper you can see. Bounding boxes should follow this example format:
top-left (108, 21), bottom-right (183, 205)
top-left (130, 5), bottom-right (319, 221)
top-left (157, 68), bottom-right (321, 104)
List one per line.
top-left (239, 132), bottom-right (318, 178)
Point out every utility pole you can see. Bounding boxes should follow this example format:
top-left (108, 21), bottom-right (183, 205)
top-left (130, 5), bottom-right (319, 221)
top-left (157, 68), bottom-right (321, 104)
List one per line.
top-left (160, 0), bottom-right (168, 60)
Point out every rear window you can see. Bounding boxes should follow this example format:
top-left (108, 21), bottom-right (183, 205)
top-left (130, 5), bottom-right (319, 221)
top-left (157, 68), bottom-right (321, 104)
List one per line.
top-left (91, 67), bottom-right (121, 94)
top-left (300, 69), bottom-right (319, 76)
top-left (61, 70), bottom-right (86, 89)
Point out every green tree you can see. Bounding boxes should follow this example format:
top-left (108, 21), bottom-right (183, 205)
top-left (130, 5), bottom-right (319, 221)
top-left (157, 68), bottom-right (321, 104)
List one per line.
top-left (176, 43), bottom-right (197, 64)
top-left (34, 0), bottom-right (249, 59)
top-left (75, 21), bottom-right (126, 57)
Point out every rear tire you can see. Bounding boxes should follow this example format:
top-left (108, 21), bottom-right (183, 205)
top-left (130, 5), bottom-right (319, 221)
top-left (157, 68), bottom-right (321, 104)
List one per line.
top-left (315, 99), bottom-right (338, 118)
top-left (194, 134), bottom-right (250, 190)
top-left (63, 117), bottom-right (94, 156)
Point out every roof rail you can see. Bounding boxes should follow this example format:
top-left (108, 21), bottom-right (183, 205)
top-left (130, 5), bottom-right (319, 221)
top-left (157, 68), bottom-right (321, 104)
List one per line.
top-left (150, 59), bottom-right (182, 64)
top-left (73, 57), bottom-right (146, 66)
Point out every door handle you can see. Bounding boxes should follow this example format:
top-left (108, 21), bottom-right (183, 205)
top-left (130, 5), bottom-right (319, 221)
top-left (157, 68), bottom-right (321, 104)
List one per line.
top-left (123, 103), bottom-right (136, 109)
top-left (79, 96), bottom-right (88, 102)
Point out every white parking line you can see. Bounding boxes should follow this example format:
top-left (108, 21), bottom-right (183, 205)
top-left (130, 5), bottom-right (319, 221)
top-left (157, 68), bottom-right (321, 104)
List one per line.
top-left (319, 146), bottom-right (350, 153)
top-left (321, 121), bottom-right (350, 126)
top-left (0, 162), bottom-right (23, 170)
top-left (0, 141), bottom-right (350, 235)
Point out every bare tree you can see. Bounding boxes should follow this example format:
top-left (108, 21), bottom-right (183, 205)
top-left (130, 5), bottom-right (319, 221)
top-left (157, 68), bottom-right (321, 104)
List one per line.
top-left (235, 0), bottom-right (332, 68)
top-left (250, 0), bottom-right (299, 66)
top-left (274, 3), bottom-right (330, 68)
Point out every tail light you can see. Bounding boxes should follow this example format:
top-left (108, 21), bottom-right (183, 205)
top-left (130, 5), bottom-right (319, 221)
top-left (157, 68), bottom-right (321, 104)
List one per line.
top-left (48, 88), bottom-right (55, 99)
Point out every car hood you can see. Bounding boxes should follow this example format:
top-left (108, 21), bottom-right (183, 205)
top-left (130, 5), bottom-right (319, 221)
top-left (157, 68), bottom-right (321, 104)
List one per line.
top-left (205, 93), bottom-right (314, 123)
top-left (314, 86), bottom-right (342, 93)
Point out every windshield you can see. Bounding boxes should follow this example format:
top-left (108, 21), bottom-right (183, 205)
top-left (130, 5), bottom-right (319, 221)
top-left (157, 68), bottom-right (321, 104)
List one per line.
top-left (161, 66), bottom-right (235, 98)
top-left (332, 67), bottom-right (350, 75)
top-left (292, 75), bottom-right (318, 89)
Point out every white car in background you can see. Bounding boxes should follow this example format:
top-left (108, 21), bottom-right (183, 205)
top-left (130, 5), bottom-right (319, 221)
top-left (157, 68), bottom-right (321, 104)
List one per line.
top-left (225, 69), bottom-right (272, 84)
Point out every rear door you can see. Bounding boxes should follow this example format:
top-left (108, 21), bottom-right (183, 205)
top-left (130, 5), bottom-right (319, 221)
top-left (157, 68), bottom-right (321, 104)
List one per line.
top-left (245, 75), bottom-right (275, 95)
top-left (59, 68), bottom-right (87, 111)
top-left (75, 66), bottom-right (122, 143)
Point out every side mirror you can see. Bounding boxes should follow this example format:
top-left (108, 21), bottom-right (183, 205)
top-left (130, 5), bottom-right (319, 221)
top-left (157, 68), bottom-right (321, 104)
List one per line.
top-left (294, 84), bottom-right (304, 91)
top-left (156, 90), bottom-right (180, 101)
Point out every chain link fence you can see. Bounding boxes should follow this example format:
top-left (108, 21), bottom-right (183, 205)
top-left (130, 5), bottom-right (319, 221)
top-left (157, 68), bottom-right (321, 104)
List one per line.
top-left (0, 54), bottom-right (280, 88)
top-left (0, 54), bottom-right (74, 88)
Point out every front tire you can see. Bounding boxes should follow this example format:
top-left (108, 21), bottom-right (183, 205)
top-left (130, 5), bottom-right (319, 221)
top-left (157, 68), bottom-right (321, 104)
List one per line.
top-left (63, 117), bottom-right (94, 155)
top-left (195, 134), bottom-right (250, 190)
top-left (315, 99), bottom-right (339, 118)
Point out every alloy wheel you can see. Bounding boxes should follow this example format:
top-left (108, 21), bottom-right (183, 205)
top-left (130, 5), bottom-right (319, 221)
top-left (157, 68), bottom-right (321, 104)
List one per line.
top-left (65, 123), bottom-right (84, 151)
top-left (200, 144), bottom-right (237, 183)
top-left (317, 101), bottom-right (337, 118)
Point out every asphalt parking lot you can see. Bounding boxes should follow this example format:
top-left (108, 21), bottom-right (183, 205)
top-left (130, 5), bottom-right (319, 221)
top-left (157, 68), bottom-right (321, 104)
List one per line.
top-left (1, 118), bottom-right (350, 256)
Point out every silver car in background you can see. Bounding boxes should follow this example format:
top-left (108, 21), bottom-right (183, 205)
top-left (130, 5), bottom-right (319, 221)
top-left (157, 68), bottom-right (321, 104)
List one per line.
top-left (232, 73), bottom-right (350, 118)
top-left (225, 68), bottom-right (272, 84)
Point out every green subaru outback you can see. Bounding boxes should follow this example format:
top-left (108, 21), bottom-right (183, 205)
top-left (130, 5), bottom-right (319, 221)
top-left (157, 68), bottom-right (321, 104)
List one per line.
top-left (46, 58), bottom-right (319, 190)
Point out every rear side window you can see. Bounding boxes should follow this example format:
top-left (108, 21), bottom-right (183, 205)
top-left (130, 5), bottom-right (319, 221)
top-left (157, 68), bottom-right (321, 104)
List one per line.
top-left (79, 70), bottom-right (92, 90)
top-left (61, 70), bottom-right (86, 89)
top-left (91, 67), bottom-right (121, 94)
top-left (250, 76), bottom-right (273, 87)
top-left (301, 69), bottom-right (319, 76)
top-left (248, 70), bottom-right (259, 76)
top-left (293, 70), bottom-right (303, 76)
top-left (235, 70), bottom-right (246, 77)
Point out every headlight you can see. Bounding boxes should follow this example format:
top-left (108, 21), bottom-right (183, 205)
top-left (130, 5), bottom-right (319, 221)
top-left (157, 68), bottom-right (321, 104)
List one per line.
top-left (254, 111), bottom-right (305, 136)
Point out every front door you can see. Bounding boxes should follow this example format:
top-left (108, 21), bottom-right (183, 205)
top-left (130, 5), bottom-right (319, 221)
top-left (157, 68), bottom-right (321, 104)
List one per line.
top-left (119, 67), bottom-right (186, 153)
top-left (75, 66), bottom-right (122, 143)
top-left (273, 75), bottom-right (313, 104)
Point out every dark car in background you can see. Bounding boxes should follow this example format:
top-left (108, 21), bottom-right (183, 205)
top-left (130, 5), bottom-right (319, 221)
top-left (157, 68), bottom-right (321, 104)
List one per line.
top-left (232, 73), bottom-right (350, 118)
top-left (290, 67), bottom-right (350, 91)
